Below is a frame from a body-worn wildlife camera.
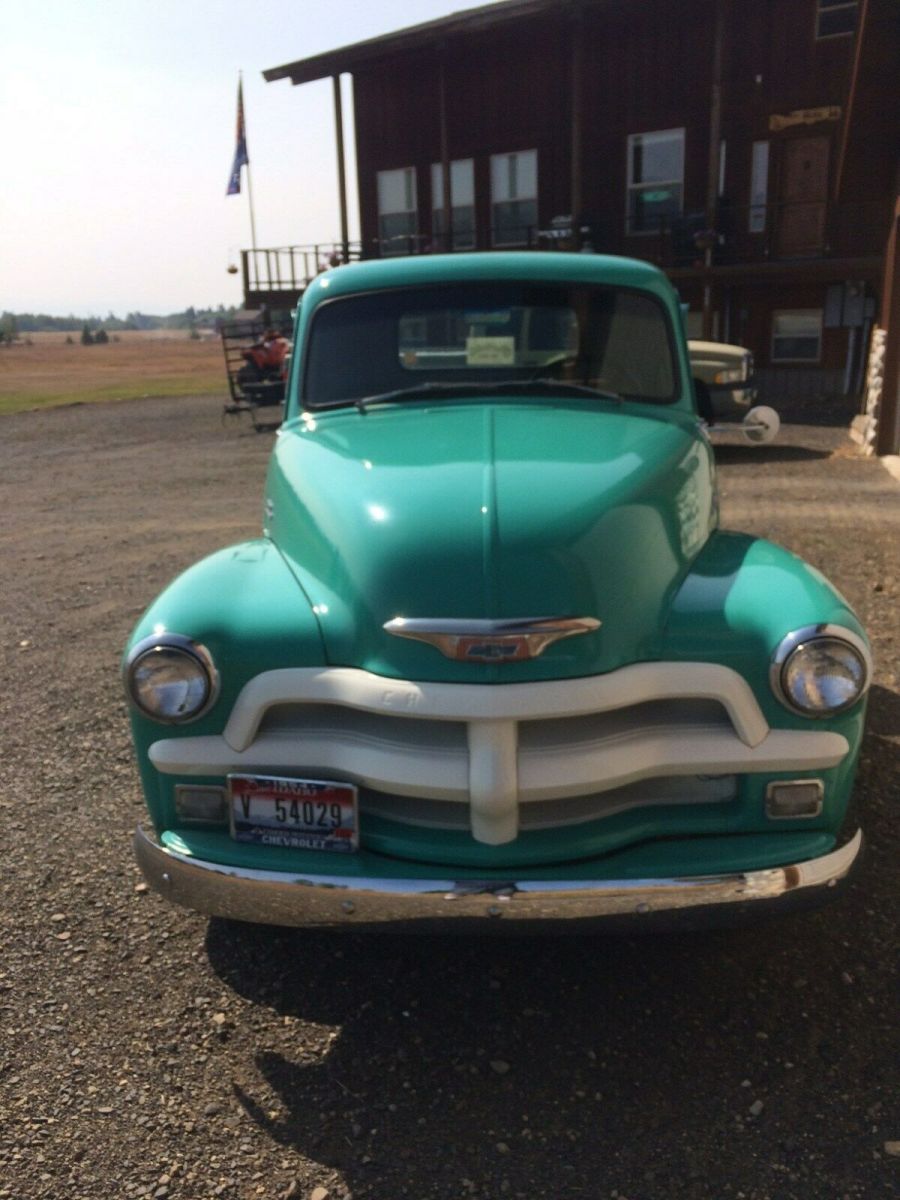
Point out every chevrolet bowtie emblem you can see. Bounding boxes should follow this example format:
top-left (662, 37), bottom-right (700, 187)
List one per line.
top-left (383, 616), bottom-right (601, 663)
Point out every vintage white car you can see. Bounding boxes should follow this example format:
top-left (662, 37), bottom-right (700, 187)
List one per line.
top-left (687, 339), bottom-right (779, 443)
top-left (688, 338), bottom-right (755, 412)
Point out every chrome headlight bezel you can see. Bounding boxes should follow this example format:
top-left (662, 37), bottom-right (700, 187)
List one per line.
top-left (124, 633), bottom-right (219, 724)
top-left (770, 625), bottom-right (871, 718)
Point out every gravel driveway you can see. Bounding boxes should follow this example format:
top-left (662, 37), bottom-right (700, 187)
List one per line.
top-left (1, 396), bottom-right (898, 1200)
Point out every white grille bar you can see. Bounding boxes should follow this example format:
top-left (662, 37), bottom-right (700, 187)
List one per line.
top-left (467, 720), bottom-right (519, 844)
top-left (149, 725), bottom-right (848, 804)
top-left (221, 663), bottom-right (771, 751)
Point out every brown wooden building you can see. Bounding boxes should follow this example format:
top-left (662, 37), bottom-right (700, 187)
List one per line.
top-left (260, 0), bottom-right (900, 452)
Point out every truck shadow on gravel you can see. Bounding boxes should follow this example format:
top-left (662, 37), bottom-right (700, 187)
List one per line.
top-left (710, 443), bottom-right (832, 465)
top-left (204, 711), bottom-right (899, 1200)
top-left (867, 683), bottom-right (900, 737)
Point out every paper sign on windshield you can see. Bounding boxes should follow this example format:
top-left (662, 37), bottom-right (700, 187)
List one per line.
top-left (466, 336), bottom-right (516, 367)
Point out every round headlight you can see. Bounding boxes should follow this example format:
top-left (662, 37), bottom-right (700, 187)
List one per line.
top-left (125, 634), bottom-right (218, 723)
top-left (771, 626), bottom-right (870, 717)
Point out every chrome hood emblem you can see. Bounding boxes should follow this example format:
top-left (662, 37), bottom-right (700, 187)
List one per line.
top-left (383, 616), bottom-right (601, 663)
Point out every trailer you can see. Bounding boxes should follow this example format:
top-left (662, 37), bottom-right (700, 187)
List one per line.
top-left (220, 310), bottom-right (289, 431)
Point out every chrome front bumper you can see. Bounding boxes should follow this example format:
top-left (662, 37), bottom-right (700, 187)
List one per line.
top-left (135, 825), bottom-right (863, 932)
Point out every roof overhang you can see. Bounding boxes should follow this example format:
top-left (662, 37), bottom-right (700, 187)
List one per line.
top-left (263, 0), bottom-right (590, 85)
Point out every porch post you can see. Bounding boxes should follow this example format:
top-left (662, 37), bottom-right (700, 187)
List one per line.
top-left (570, 7), bottom-right (584, 246)
top-left (333, 74), bottom-right (349, 261)
top-left (876, 196), bottom-right (900, 455)
top-left (703, 0), bottom-right (726, 339)
top-left (439, 50), bottom-right (452, 251)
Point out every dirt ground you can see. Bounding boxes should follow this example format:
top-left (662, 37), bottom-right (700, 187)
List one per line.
top-left (0, 335), bottom-right (222, 413)
top-left (1, 394), bottom-right (898, 1200)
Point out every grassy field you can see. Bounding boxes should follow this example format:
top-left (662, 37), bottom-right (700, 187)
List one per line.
top-left (0, 330), bottom-right (226, 415)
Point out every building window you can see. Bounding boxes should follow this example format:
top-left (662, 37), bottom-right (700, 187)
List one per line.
top-left (431, 159), bottom-right (476, 250)
top-left (749, 141), bottom-right (770, 233)
top-left (490, 150), bottom-right (537, 246)
top-left (377, 167), bottom-right (417, 255)
top-left (626, 128), bottom-right (685, 234)
top-left (772, 310), bottom-right (823, 362)
top-left (816, 0), bottom-right (858, 38)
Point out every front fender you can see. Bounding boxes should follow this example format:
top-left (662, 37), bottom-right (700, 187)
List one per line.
top-left (661, 530), bottom-right (868, 727)
top-left (125, 538), bottom-right (326, 745)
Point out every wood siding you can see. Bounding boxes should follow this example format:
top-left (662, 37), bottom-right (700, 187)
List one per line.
top-left (351, 0), bottom-right (892, 265)
top-left (252, 0), bottom-right (897, 409)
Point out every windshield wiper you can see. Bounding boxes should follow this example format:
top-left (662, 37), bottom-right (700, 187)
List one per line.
top-left (500, 380), bottom-right (623, 403)
top-left (318, 378), bottom-right (624, 413)
top-left (355, 382), bottom-right (487, 411)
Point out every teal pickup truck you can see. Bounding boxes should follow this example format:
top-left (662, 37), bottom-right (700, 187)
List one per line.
top-left (124, 252), bottom-right (869, 930)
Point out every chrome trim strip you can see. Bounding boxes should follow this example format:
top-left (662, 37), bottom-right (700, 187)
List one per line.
top-left (384, 616), bottom-right (600, 662)
top-left (135, 825), bottom-right (862, 929)
top-left (769, 624), bottom-right (872, 718)
top-left (385, 617), bottom-right (601, 634)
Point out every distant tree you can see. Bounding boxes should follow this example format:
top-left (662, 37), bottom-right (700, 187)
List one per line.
top-left (0, 305), bottom-right (239, 337)
top-left (100, 312), bottom-right (128, 332)
top-left (94, 328), bottom-right (109, 344)
top-left (81, 325), bottom-right (94, 345)
top-left (125, 311), bottom-right (156, 331)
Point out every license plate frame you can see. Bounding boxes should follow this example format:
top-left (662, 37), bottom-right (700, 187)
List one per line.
top-left (228, 773), bottom-right (359, 853)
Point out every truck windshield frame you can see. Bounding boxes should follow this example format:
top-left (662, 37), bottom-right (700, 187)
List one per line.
top-left (300, 282), bottom-right (682, 409)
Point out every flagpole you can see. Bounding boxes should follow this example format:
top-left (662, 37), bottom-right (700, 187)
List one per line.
top-left (245, 153), bottom-right (258, 255)
top-left (239, 71), bottom-right (259, 254)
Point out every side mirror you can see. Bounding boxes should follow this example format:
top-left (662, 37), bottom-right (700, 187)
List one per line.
top-left (692, 377), bottom-right (715, 425)
top-left (741, 405), bottom-right (780, 445)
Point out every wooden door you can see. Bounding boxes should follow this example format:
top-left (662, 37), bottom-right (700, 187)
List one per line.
top-left (776, 136), bottom-right (830, 256)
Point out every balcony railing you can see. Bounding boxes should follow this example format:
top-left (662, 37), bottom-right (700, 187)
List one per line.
top-left (239, 199), bottom-right (888, 303)
top-left (641, 199), bottom-right (889, 270)
top-left (372, 226), bottom-right (542, 255)
top-left (241, 242), bottom-right (362, 305)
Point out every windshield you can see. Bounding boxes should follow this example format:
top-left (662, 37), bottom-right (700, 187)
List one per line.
top-left (302, 282), bottom-right (679, 408)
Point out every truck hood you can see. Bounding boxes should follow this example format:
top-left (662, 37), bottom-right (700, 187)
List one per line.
top-left (266, 400), bottom-right (715, 680)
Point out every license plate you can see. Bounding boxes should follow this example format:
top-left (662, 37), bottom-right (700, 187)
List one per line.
top-left (228, 774), bottom-right (358, 852)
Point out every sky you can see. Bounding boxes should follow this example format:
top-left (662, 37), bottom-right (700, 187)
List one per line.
top-left (0, 0), bottom-right (503, 317)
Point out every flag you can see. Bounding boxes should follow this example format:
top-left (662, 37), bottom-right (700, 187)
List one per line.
top-left (226, 79), bottom-right (249, 196)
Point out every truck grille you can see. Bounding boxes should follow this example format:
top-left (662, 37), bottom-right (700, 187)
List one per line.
top-left (149, 663), bottom-right (849, 850)
top-left (359, 773), bottom-right (738, 832)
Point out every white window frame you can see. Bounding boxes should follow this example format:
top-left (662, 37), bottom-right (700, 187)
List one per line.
top-left (749, 141), bottom-right (770, 234)
top-left (431, 158), bottom-right (476, 251)
top-left (490, 150), bottom-right (538, 247)
top-left (625, 128), bottom-right (685, 236)
top-left (377, 167), bottom-right (418, 256)
top-left (815, 0), bottom-right (858, 39)
top-left (771, 309), bottom-right (824, 363)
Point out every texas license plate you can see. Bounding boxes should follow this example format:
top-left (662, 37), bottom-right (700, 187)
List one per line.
top-left (228, 774), bottom-right (358, 852)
